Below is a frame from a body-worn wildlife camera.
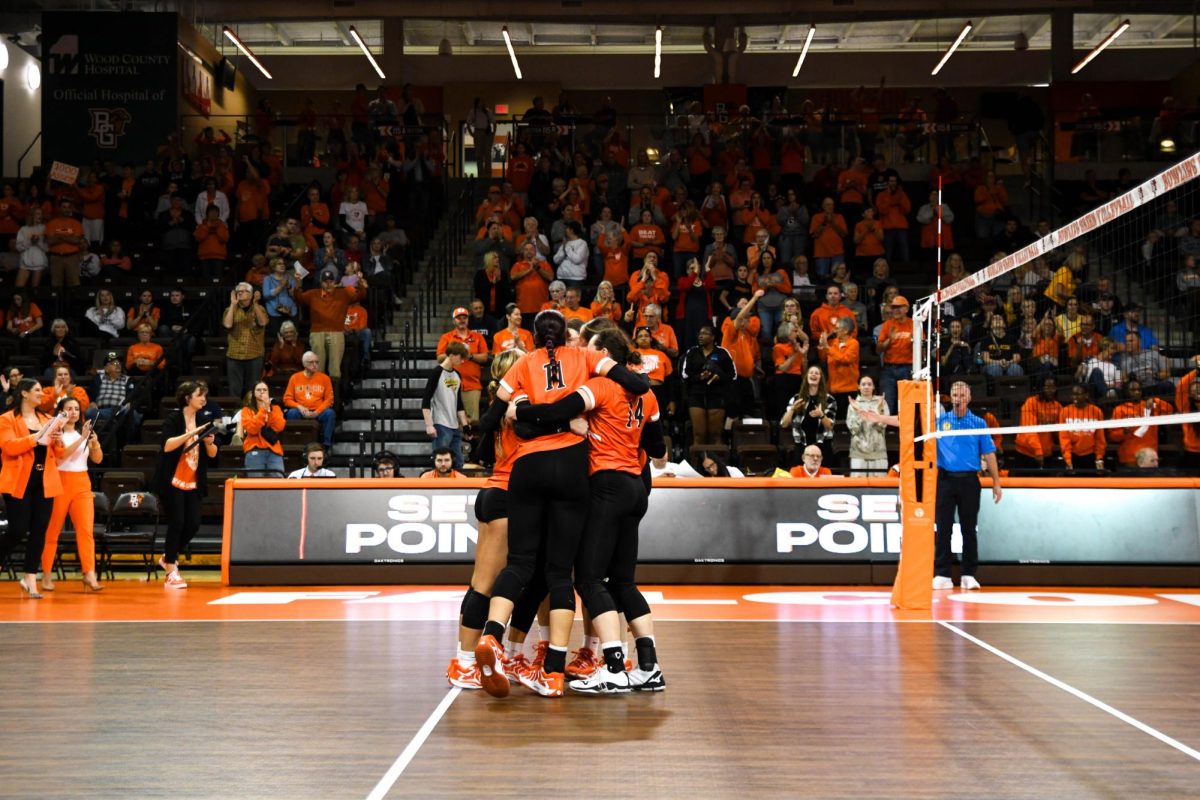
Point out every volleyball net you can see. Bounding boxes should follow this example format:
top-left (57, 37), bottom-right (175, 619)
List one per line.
top-left (911, 152), bottom-right (1200, 467)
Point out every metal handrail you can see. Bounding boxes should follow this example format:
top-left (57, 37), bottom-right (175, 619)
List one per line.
top-left (17, 131), bottom-right (42, 179)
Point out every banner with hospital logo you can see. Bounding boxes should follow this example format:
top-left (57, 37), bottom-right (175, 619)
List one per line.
top-left (41, 11), bottom-right (177, 165)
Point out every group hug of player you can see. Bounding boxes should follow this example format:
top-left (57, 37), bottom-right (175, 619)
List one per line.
top-left (445, 309), bottom-right (668, 698)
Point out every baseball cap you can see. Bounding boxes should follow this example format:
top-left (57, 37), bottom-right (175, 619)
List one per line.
top-left (1126, 300), bottom-right (1143, 311)
top-left (319, 268), bottom-right (338, 282)
top-left (891, 295), bottom-right (910, 307)
top-left (453, 306), bottom-right (469, 318)
top-left (1098, 292), bottom-right (1115, 301)
top-left (105, 351), bottom-right (120, 364)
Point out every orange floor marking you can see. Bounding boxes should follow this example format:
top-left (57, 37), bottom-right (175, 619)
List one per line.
top-left (3, 582), bottom-right (1200, 625)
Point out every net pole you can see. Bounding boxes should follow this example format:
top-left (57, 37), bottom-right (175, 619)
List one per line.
top-left (934, 176), bottom-right (943, 410)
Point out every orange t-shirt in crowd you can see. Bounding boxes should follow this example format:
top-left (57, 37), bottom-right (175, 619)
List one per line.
top-left (493, 327), bottom-right (535, 355)
top-left (1109, 398), bottom-right (1173, 465)
top-left (646, 323), bottom-right (678, 355)
top-left (500, 347), bottom-right (616, 458)
top-left (589, 300), bottom-right (622, 324)
top-left (789, 466), bottom-right (833, 478)
top-left (981, 410), bottom-right (1004, 451)
top-left (635, 347), bottom-right (672, 383)
top-left (284, 370), bottom-right (335, 414)
top-left (809, 212), bottom-right (848, 258)
top-left (773, 342), bottom-right (806, 376)
top-left (420, 469), bottom-right (467, 479)
top-left (240, 405), bottom-right (286, 456)
top-left (510, 259), bottom-right (553, 314)
top-left (77, 184), bottom-right (105, 220)
top-left (1058, 403), bottom-right (1106, 469)
top-left (1015, 396), bottom-right (1062, 459)
top-left (195, 220), bottom-right (230, 260)
top-left (975, 183), bottom-right (1009, 216)
top-left (854, 219), bottom-right (886, 257)
top-left (578, 378), bottom-right (660, 476)
top-left (437, 329), bottom-right (489, 392)
top-left (45, 217), bottom-right (84, 255)
top-left (809, 303), bottom-right (858, 341)
top-left (721, 315), bottom-right (761, 379)
top-left (599, 235), bottom-right (631, 286)
top-left (561, 305), bottom-right (593, 324)
top-left (363, 178), bottom-right (389, 214)
top-left (628, 270), bottom-right (670, 310)
top-left (672, 219), bottom-right (703, 254)
top-left (875, 188), bottom-right (911, 230)
top-left (1068, 333), bottom-right (1102, 366)
top-left (877, 317), bottom-right (914, 365)
top-left (301, 202), bottom-right (331, 238)
top-left (823, 336), bottom-right (860, 394)
top-left (10, 303), bottom-right (42, 335)
top-left (236, 180), bottom-right (270, 223)
top-left (126, 341), bottom-right (165, 372)
top-left (837, 168), bottom-right (868, 205)
top-left (483, 419), bottom-right (522, 491)
top-left (0, 198), bottom-right (25, 234)
top-left (629, 223), bottom-right (666, 259)
top-left (38, 384), bottom-right (89, 416)
top-left (920, 216), bottom-right (954, 250)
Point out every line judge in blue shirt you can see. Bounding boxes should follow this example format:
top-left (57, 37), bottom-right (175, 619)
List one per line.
top-left (853, 379), bottom-right (1002, 591)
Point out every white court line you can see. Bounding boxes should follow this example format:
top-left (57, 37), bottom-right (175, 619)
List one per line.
top-left (938, 621), bottom-right (1200, 763)
top-left (5, 617), bottom-right (1200, 626)
top-left (365, 687), bottom-right (462, 800)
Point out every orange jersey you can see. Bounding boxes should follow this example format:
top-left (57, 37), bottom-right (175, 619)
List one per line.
top-left (579, 377), bottom-right (660, 476)
top-left (1057, 403), bottom-right (1105, 468)
top-left (720, 316), bottom-right (761, 379)
top-left (1015, 396), bottom-right (1062, 459)
top-left (561, 305), bottom-right (593, 324)
top-left (484, 420), bottom-right (522, 491)
top-left (501, 347), bottom-right (615, 457)
top-left (877, 318), bottom-right (914, 365)
top-left (823, 336), bottom-right (860, 394)
top-left (773, 342), bottom-right (806, 376)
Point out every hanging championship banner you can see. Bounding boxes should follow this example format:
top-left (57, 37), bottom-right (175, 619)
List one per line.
top-left (41, 12), bottom-right (178, 165)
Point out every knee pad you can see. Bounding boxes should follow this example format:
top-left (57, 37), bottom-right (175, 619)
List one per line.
top-left (611, 583), bottom-right (650, 621)
top-left (490, 550), bottom-right (536, 604)
top-left (574, 578), bottom-right (616, 619)
top-left (510, 584), bottom-right (545, 634)
top-left (460, 588), bottom-right (490, 630)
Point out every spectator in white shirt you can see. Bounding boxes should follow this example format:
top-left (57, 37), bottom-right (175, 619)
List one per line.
top-left (287, 443), bottom-right (337, 478)
top-left (339, 186), bottom-right (368, 237)
top-left (553, 220), bottom-right (589, 288)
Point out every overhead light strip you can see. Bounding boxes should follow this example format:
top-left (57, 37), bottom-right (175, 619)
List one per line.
top-left (931, 21), bottom-right (972, 76)
top-left (222, 26), bottom-right (273, 79)
top-left (654, 26), bottom-right (662, 78)
top-left (502, 26), bottom-right (523, 79)
top-left (792, 25), bottom-right (816, 77)
top-left (348, 24), bottom-right (385, 80)
top-left (1071, 18), bottom-right (1131, 74)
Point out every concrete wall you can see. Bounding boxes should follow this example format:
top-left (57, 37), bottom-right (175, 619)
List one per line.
top-left (1, 42), bottom-right (43, 178)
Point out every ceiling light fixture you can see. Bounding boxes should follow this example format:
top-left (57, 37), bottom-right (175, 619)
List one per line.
top-left (502, 26), bottom-right (522, 79)
top-left (222, 26), bottom-right (272, 79)
top-left (26, 61), bottom-right (40, 90)
top-left (0, 41), bottom-right (9, 72)
top-left (348, 24), bottom-right (385, 79)
top-left (1071, 18), bottom-right (1131, 74)
top-left (931, 21), bottom-right (972, 76)
top-left (654, 26), bottom-right (662, 78)
top-left (792, 25), bottom-right (816, 77)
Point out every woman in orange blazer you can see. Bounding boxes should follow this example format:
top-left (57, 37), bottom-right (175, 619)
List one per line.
top-left (0, 379), bottom-right (63, 598)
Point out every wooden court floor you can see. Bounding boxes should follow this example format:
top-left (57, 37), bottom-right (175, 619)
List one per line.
top-left (2, 583), bottom-right (1200, 799)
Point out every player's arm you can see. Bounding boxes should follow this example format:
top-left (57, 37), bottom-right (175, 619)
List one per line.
top-left (514, 390), bottom-right (588, 428)
top-left (639, 417), bottom-right (667, 460)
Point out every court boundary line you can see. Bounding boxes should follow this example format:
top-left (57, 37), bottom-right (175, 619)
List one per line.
top-left (365, 687), bottom-right (462, 800)
top-left (938, 621), bottom-right (1200, 763)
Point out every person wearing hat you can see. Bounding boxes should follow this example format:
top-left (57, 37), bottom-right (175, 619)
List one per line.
top-left (292, 268), bottom-right (367, 384)
top-left (876, 294), bottom-right (915, 416)
top-left (437, 307), bottom-right (489, 423)
top-left (85, 352), bottom-right (141, 447)
top-left (223, 282), bottom-right (268, 402)
top-left (1109, 302), bottom-right (1159, 352)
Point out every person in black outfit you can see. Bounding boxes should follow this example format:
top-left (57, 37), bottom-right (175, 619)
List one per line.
top-left (681, 325), bottom-right (735, 446)
top-left (154, 380), bottom-right (218, 589)
top-left (0, 379), bottom-right (60, 598)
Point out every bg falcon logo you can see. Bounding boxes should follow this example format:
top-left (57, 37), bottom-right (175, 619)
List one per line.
top-left (89, 108), bottom-right (132, 149)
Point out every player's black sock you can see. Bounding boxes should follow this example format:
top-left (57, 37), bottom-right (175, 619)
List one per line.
top-left (603, 644), bottom-right (626, 673)
top-left (636, 636), bottom-right (657, 671)
top-left (482, 620), bottom-right (505, 642)
top-left (544, 645), bottom-right (567, 674)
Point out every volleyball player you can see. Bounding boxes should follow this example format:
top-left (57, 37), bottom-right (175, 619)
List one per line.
top-left (474, 310), bottom-right (650, 698)
top-left (448, 350), bottom-right (579, 689)
top-left (512, 327), bottom-right (668, 693)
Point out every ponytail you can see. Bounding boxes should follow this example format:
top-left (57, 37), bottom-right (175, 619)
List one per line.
top-left (533, 309), bottom-right (567, 375)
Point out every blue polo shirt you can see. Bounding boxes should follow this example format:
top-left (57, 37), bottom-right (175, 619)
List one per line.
top-left (936, 409), bottom-right (996, 471)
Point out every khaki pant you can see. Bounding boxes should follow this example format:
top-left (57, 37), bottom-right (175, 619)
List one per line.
top-left (309, 330), bottom-right (345, 380)
top-left (49, 252), bottom-right (81, 287)
top-left (462, 389), bottom-right (480, 423)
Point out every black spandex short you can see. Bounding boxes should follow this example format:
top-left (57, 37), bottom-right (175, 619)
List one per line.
top-left (474, 487), bottom-right (509, 523)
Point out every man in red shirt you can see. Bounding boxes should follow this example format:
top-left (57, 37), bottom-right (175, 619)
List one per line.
top-left (876, 295), bottom-right (915, 415)
top-left (45, 198), bottom-right (87, 288)
top-left (436, 307), bottom-right (489, 423)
